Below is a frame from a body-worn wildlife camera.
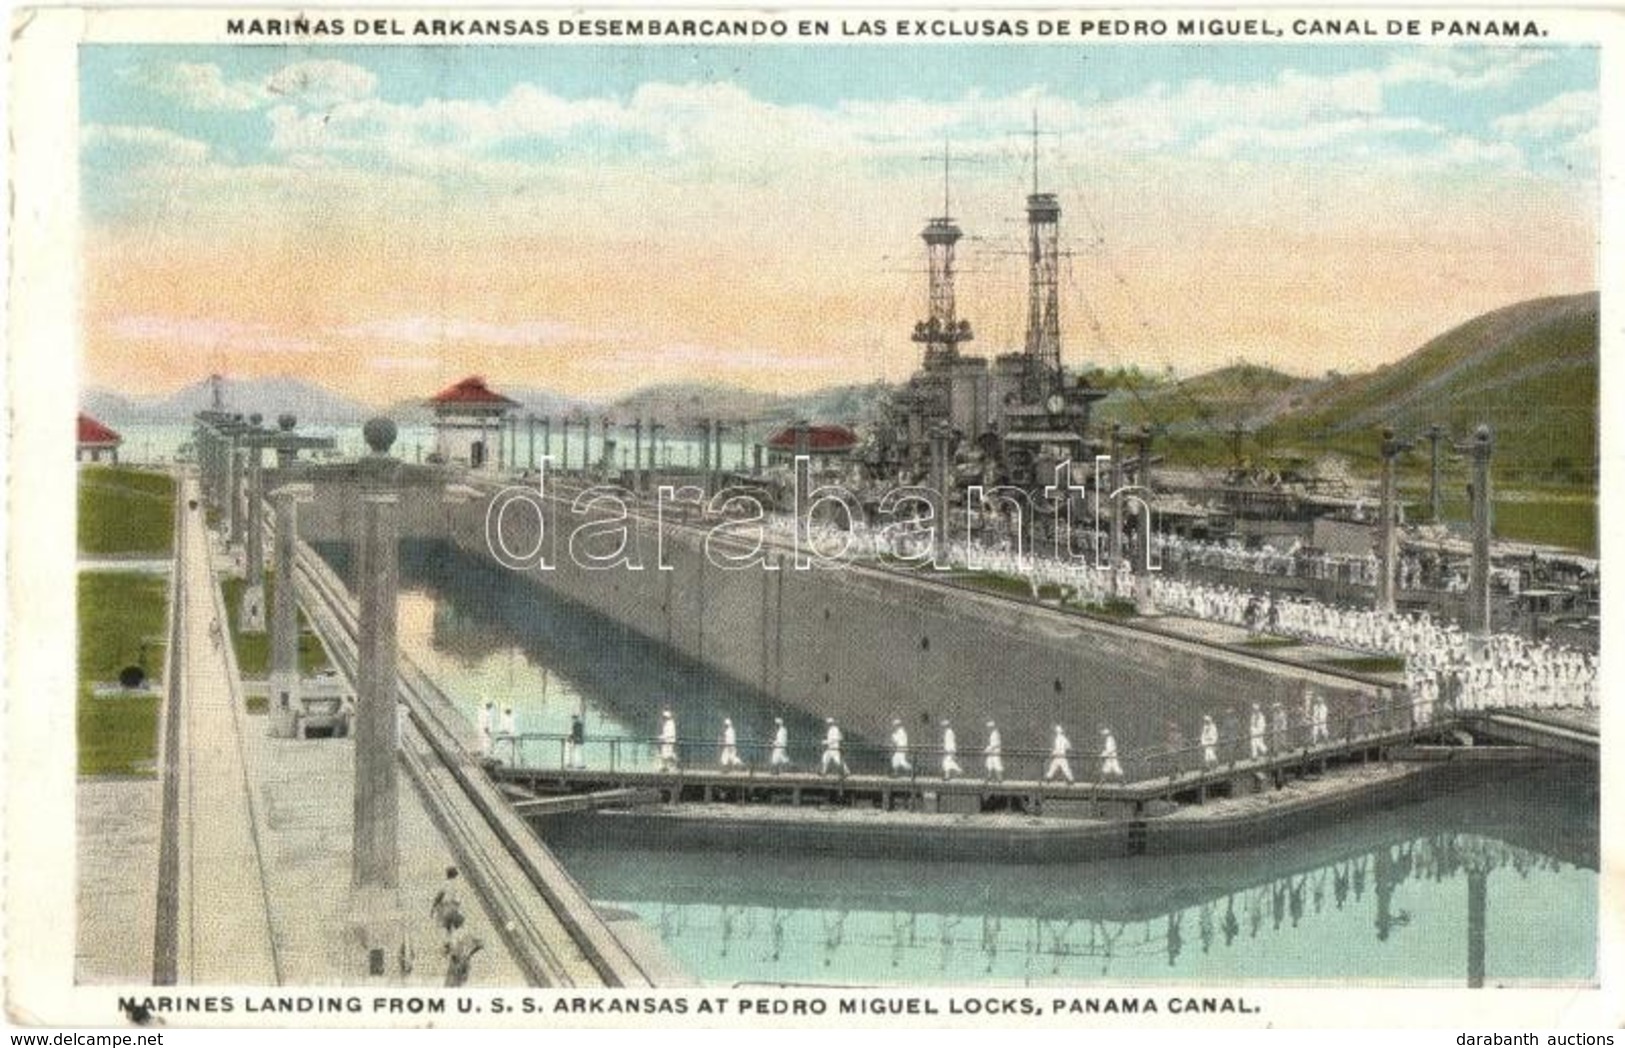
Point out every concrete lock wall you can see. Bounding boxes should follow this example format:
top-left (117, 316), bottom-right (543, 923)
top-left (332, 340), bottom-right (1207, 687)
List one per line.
top-left (408, 484), bottom-right (1395, 768)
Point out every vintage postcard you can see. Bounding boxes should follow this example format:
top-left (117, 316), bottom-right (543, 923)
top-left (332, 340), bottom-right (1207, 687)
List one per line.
top-left (5, 3), bottom-right (1620, 1031)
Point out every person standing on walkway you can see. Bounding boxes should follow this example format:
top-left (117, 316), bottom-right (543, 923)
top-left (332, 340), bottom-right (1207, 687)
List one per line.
top-left (1249, 703), bottom-right (1269, 759)
top-left (658, 708), bottom-right (679, 772)
top-left (1045, 725), bottom-right (1074, 784)
top-left (941, 720), bottom-right (962, 781)
top-left (1311, 692), bottom-right (1331, 745)
top-left (1200, 715), bottom-right (1220, 767)
top-left (430, 867), bottom-right (465, 939)
top-left (983, 720), bottom-right (1004, 784)
top-left (568, 712), bottom-right (586, 769)
top-left (821, 717), bottom-right (848, 777)
top-left (1099, 727), bottom-right (1124, 780)
top-left (769, 717), bottom-right (790, 773)
top-left (889, 718), bottom-right (912, 777)
top-left (444, 934), bottom-right (484, 988)
top-left (719, 717), bottom-right (744, 771)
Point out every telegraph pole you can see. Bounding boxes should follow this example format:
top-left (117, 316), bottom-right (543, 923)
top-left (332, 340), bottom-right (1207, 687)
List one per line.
top-left (1424, 423), bottom-right (1446, 523)
top-left (1376, 427), bottom-right (1414, 614)
top-left (1459, 425), bottom-right (1495, 643)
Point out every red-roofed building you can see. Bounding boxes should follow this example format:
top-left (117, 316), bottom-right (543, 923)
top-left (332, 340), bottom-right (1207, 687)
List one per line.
top-left (765, 423), bottom-right (858, 465)
top-left (77, 413), bottom-right (122, 464)
top-left (428, 376), bottom-right (519, 471)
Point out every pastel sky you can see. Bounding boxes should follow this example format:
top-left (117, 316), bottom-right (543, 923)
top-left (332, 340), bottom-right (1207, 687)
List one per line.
top-left (80, 42), bottom-right (1599, 403)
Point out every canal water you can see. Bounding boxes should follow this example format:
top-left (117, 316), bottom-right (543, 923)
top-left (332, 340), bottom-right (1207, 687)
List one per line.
top-left (334, 541), bottom-right (1599, 987)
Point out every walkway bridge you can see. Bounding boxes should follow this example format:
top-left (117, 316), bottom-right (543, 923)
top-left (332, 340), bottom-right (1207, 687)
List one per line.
top-left (485, 694), bottom-right (1591, 823)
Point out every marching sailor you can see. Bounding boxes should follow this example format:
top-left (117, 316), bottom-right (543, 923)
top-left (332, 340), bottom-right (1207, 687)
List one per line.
top-left (1045, 725), bottom-right (1074, 784)
top-left (821, 717), bottom-right (848, 777)
top-left (983, 720), bottom-right (1004, 784)
top-left (1099, 727), bottom-right (1124, 780)
top-left (940, 720), bottom-right (962, 780)
top-left (658, 708), bottom-right (679, 772)
top-left (719, 717), bottom-right (744, 770)
top-left (769, 716), bottom-right (790, 773)
top-left (889, 718), bottom-right (912, 776)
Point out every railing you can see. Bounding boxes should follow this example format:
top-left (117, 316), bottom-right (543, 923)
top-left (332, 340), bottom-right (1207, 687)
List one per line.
top-left (490, 692), bottom-right (1455, 792)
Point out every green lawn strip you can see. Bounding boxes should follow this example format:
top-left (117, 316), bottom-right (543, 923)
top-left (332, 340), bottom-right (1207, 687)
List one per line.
top-left (954, 572), bottom-right (1036, 598)
top-left (1240, 635), bottom-right (1302, 648)
top-left (218, 574), bottom-right (331, 678)
top-left (78, 572), bottom-right (167, 776)
top-left (78, 466), bottom-right (175, 556)
top-left (1316, 655), bottom-right (1407, 674)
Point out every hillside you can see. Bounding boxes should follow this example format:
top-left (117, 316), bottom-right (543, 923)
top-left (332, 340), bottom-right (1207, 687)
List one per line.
top-left (1268, 292), bottom-right (1598, 484)
top-left (1094, 363), bottom-right (1315, 434)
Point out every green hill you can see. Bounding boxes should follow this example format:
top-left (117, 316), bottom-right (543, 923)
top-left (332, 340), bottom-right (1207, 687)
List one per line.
top-left (1094, 362), bottom-right (1312, 434)
top-left (1269, 292), bottom-right (1598, 486)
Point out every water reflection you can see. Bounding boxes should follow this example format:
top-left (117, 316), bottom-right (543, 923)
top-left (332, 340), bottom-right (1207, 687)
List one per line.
top-left (553, 828), bottom-right (1595, 986)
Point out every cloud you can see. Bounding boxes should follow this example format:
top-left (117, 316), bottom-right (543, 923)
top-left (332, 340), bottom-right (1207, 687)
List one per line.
top-left (1493, 90), bottom-right (1597, 137)
top-left (369, 355), bottom-right (442, 372)
top-left (82, 123), bottom-right (210, 164)
top-left (1381, 49), bottom-right (1552, 91)
top-left (125, 59), bottom-right (378, 113)
top-left (105, 315), bottom-right (322, 354)
top-left (264, 60), bottom-right (379, 108)
top-left (339, 316), bottom-right (586, 347)
top-left (126, 61), bottom-right (264, 111)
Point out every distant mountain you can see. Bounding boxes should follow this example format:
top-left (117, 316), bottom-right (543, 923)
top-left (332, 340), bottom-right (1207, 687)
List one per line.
top-left (83, 375), bottom-right (369, 424)
top-left (384, 386), bottom-right (600, 426)
top-left (605, 382), bottom-right (888, 433)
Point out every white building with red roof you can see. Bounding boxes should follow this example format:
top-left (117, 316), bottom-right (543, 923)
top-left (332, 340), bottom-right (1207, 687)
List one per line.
top-left (77, 413), bottom-right (122, 464)
top-left (428, 376), bottom-right (518, 471)
top-left (765, 423), bottom-right (858, 466)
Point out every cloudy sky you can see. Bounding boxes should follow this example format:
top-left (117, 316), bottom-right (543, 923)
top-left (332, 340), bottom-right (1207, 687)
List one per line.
top-left (80, 42), bottom-right (1598, 403)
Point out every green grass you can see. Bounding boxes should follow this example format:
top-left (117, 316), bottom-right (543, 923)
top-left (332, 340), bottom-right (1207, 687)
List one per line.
top-left (218, 575), bottom-right (331, 677)
top-left (1079, 598), bottom-right (1139, 618)
top-left (1431, 497), bottom-right (1595, 556)
top-left (78, 466), bottom-right (174, 556)
top-left (78, 572), bottom-right (167, 776)
top-left (1317, 655), bottom-right (1407, 674)
top-left (1241, 636), bottom-right (1302, 648)
top-left (955, 572), bottom-right (1036, 598)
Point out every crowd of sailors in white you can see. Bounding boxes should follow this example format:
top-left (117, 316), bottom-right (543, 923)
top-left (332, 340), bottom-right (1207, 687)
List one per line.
top-left (467, 520), bottom-right (1593, 778)
top-left (765, 517), bottom-right (1598, 715)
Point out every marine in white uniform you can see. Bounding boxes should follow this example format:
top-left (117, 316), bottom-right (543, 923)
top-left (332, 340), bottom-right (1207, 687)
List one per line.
top-left (1045, 725), bottom-right (1074, 783)
top-left (889, 718), bottom-right (912, 776)
top-left (1200, 715), bottom-right (1219, 767)
top-left (719, 717), bottom-right (744, 770)
top-left (1249, 703), bottom-right (1269, 759)
top-left (940, 720), bottom-right (962, 780)
top-left (658, 708), bottom-right (679, 772)
top-left (769, 717), bottom-right (790, 773)
top-left (1099, 727), bottom-right (1124, 779)
top-left (821, 718), bottom-right (848, 776)
top-left (983, 720), bottom-right (1004, 783)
